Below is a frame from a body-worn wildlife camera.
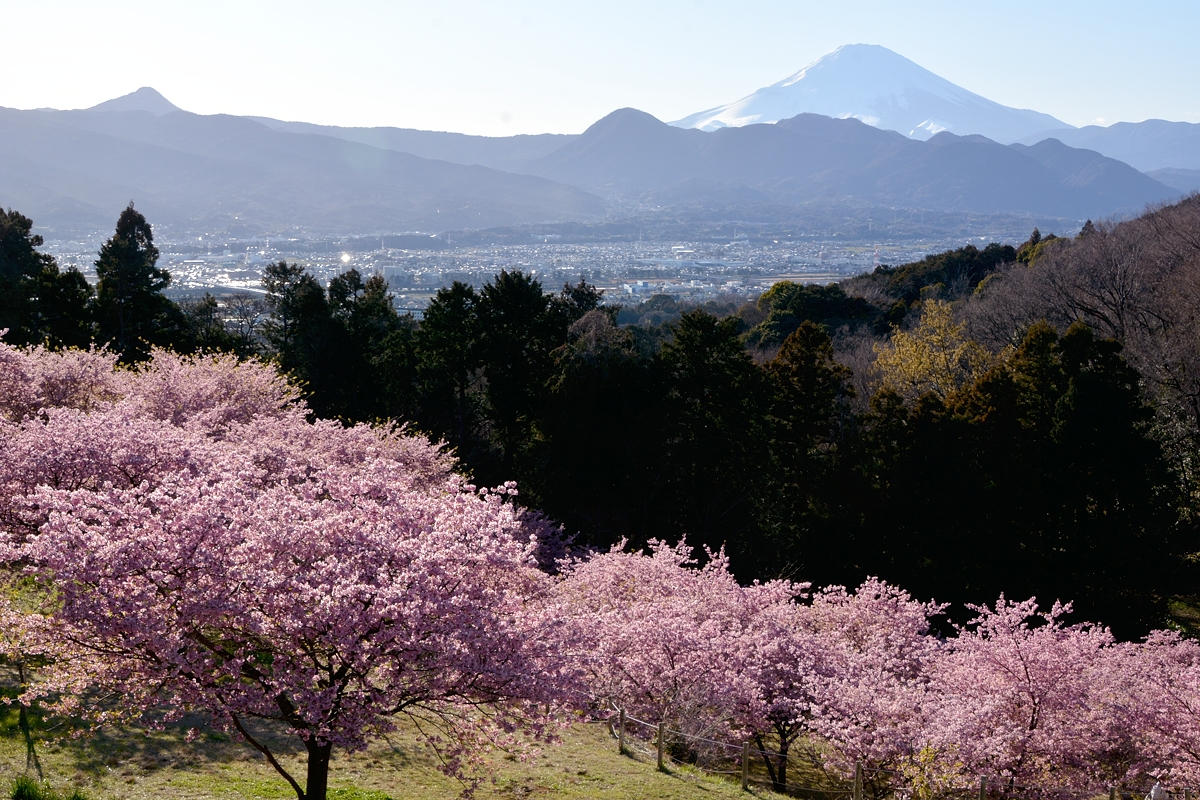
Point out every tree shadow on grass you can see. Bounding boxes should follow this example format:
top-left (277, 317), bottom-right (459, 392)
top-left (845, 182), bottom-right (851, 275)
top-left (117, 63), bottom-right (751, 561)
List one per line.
top-left (19, 709), bottom-right (428, 788)
top-left (15, 712), bottom-right (297, 782)
top-left (1, 667), bottom-right (453, 793)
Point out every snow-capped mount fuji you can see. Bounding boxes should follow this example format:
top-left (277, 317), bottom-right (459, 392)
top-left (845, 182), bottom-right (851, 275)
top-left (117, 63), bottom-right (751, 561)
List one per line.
top-left (671, 44), bottom-right (1069, 144)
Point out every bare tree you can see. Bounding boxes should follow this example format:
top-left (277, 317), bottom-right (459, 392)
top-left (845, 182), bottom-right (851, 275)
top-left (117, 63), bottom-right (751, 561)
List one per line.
top-left (833, 326), bottom-right (885, 413)
top-left (224, 292), bottom-right (267, 353)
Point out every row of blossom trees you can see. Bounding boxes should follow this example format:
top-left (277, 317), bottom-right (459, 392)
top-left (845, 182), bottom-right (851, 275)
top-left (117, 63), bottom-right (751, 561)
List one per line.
top-left (558, 543), bottom-right (1200, 797)
top-left (2, 341), bottom-right (1200, 799)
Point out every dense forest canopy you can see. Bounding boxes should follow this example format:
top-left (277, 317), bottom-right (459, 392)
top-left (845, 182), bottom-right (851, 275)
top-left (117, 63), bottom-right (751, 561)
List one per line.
top-left (4, 197), bottom-right (1200, 638)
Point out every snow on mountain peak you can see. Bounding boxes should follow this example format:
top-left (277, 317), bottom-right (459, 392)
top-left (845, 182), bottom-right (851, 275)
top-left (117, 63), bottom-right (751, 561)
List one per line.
top-left (671, 44), bottom-right (1069, 144)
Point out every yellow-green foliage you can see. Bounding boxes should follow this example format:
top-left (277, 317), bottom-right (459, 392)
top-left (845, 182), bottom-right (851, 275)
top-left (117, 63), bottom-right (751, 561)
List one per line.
top-left (874, 300), bottom-right (990, 402)
top-left (897, 746), bottom-right (966, 800)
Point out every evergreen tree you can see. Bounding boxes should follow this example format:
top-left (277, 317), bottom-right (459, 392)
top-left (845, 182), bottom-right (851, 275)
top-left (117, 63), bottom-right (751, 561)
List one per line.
top-left (30, 264), bottom-right (94, 348)
top-left (0, 208), bottom-right (93, 347)
top-left (657, 310), bottom-right (773, 571)
top-left (94, 203), bottom-right (183, 360)
top-left (547, 278), bottom-right (605, 329)
top-left (262, 260), bottom-right (334, 410)
top-left (760, 322), bottom-right (857, 579)
top-left (373, 318), bottom-right (420, 425)
top-left (744, 281), bottom-right (876, 347)
top-left (1016, 227), bottom-right (1060, 265)
top-left (476, 270), bottom-right (560, 474)
top-left (526, 309), bottom-right (664, 548)
top-left (263, 263), bottom-right (414, 422)
top-left (262, 261), bottom-right (327, 357)
top-left (0, 208), bottom-right (51, 342)
top-left (326, 269), bottom-right (411, 420)
top-left (416, 281), bottom-right (482, 455)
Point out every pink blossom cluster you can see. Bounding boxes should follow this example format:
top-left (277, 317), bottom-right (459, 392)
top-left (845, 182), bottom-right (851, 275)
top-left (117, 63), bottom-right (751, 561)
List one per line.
top-left (550, 540), bottom-right (796, 745)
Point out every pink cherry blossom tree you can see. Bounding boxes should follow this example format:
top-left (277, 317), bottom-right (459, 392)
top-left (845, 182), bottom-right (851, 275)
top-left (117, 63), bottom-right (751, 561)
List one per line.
top-left (1, 344), bottom-right (572, 800)
top-left (800, 579), bottom-right (944, 788)
top-left (1129, 630), bottom-right (1200, 787)
top-left (0, 340), bottom-right (122, 420)
top-left (552, 540), bottom-right (796, 759)
top-left (925, 596), bottom-right (1148, 792)
top-left (735, 596), bottom-right (825, 792)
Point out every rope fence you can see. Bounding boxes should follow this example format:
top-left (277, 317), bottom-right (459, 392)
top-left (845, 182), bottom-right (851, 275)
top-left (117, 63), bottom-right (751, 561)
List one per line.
top-left (603, 706), bottom-right (1190, 800)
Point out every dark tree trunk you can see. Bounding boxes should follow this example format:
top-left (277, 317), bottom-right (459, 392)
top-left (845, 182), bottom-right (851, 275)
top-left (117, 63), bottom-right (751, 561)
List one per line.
top-left (16, 661), bottom-right (42, 779)
top-left (755, 733), bottom-right (779, 791)
top-left (777, 737), bottom-right (789, 793)
top-left (304, 739), bottom-right (333, 800)
top-left (755, 729), bottom-right (790, 794)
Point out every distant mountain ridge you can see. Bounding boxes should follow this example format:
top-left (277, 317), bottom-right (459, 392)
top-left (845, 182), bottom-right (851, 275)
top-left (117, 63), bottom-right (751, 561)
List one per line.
top-left (522, 108), bottom-right (1176, 218)
top-left (1018, 119), bottom-right (1200, 172)
top-left (0, 94), bottom-right (604, 233)
top-left (245, 103), bottom-right (1181, 219)
top-left (1145, 168), bottom-right (1200, 194)
top-left (247, 117), bottom-right (573, 173)
top-left (671, 44), bottom-right (1069, 144)
top-left (0, 84), bottom-right (1188, 235)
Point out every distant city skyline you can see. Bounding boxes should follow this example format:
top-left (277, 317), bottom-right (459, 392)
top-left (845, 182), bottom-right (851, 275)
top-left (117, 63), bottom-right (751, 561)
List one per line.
top-left (4, 0), bottom-right (1199, 137)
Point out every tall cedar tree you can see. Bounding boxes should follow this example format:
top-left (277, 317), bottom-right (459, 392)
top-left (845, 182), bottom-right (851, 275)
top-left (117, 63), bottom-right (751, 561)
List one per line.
top-left (471, 271), bottom-right (602, 483)
top-left (94, 203), bottom-right (183, 360)
top-left (656, 310), bottom-right (773, 571)
top-left (759, 322), bottom-right (857, 580)
top-left (525, 309), bottom-right (664, 547)
top-left (416, 281), bottom-right (483, 456)
top-left (475, 270), bottom-right (558, 474)
top-left (262, 261), bottom-right (337, 414)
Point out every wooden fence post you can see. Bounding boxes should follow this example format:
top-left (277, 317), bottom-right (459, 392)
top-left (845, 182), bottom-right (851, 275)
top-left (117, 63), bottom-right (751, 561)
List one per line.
top-left (618, 708), bottom-right (625, 755)
top-left (657, 720), bottom-right (666, 771)
top-left (1186, 789), bottom-right (1192, 800)
top-left (854, 759), bottom-right (863, 800)
top-left (979, 776), bottom-right (986, 800)
top-left (742, 741), bottom-right (750, 791)
top-left (1110, 787), bottom-right (1117, 800)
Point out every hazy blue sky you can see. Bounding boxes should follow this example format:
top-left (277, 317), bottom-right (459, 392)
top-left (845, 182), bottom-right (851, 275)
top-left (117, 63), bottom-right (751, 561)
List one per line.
top-left (5, 0), bottom-right (1198, 135)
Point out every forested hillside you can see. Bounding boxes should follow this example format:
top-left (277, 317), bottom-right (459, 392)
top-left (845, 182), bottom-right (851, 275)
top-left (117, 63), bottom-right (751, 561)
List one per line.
top-left (3, 197), bottom-right (1200, 638)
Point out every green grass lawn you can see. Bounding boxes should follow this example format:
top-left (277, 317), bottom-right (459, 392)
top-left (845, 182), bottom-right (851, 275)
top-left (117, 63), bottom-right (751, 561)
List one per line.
top-left (0, 712), bottom-right (790, 800)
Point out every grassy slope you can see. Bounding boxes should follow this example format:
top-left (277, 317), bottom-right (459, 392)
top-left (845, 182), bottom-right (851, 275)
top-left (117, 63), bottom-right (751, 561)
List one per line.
top-left (0, 715), bottom-right (786, 800)
top-left (1169, 596), bottom-right (1200, 637)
